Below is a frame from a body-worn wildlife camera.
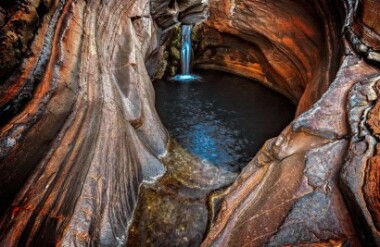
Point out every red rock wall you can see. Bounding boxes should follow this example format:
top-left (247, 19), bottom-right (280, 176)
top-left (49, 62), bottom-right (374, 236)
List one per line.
top-left (198, 0), bottom-right (380, 246)
top-left (0, 0), bottom-right (168, 245)
top-left (0, 0), bottom-right (378, 246)
top-left (195, 0), bottom-right (344, 115)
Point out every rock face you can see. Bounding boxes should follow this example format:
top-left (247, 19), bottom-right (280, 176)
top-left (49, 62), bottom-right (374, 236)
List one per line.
top-left (0, 0), bottom-right (378, 247)
top-left (198, 0), bottom-right (380, 246)
top-left (195, 0), bottom-right (344, 116)
top-left (0, 0), bottom-right (169, 245)
top-left (151, 0), bottom-right (208, 29)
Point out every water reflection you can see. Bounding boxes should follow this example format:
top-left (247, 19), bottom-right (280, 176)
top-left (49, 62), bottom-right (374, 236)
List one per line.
top-left (154, 70), bottom-right (295, 172)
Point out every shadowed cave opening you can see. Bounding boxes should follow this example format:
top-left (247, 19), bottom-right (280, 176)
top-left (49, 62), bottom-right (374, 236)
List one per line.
top-left (154, 69), bottom-right (296, 172)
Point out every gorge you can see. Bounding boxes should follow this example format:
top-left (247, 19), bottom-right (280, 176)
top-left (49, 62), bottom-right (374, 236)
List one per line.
top-left (0, 0), bottom-right (379, 246)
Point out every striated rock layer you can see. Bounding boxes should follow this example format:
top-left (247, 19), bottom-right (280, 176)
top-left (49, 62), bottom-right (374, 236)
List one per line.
top-left (0, 0), bottom-right (379, 246)
top-left (195, 0), bottom-right (345, 116)
top-left (198, 0), bottom-right (380, 246)
top-left (0, 0), bottom-right (169, 245)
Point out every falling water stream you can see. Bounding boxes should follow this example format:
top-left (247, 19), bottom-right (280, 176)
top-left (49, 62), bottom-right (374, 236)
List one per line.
top-left (171, 24), bottom-right (200, 82)
top-left (155, 70), bottom-right (296, 172)
top-left (181, 25), bottom-right (192, 75)
top-left (160, 24), bottom-right (295, 171)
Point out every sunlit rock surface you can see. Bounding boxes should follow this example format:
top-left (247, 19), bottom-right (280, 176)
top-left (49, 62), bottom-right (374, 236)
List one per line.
top-left (0, 0), bottom-right (379, 246)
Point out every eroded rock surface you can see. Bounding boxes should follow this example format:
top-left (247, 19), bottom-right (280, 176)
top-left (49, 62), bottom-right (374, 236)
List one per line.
top-left (151, 0), bottom-right (208, 29)
top-left (0, 0), bottom-right (379, 246)
top-left (195, 0), bottom-right (344, 116)
top-left (0, 0), bottom-right (168, 245)
top-left (199, 1), bottom-right (380, 246)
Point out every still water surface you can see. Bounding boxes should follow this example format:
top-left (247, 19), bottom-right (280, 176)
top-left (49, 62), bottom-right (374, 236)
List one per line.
top-left (154, 70), bottom-right (295, 172)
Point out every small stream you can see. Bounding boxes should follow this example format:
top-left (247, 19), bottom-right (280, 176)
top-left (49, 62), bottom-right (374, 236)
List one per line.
top-left (154, 70), bottom-right (295, 172)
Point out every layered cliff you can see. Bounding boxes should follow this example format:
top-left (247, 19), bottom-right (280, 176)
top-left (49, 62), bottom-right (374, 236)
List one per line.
top-left (0, 0), bottom-right (379, 246)
top-left (0, 0), bottom-right (168, 245)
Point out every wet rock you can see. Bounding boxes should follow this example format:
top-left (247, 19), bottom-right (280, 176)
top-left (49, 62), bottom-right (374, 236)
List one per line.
top-left (169, 46), bottom-right (180, 60)
top-left (127, 140), bottom-right (236, 246)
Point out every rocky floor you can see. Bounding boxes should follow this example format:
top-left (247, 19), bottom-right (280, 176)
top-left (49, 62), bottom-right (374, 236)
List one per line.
top-left (127, 140), bottom-right (236, 246)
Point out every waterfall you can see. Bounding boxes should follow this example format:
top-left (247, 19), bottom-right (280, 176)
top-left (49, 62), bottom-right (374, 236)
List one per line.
top-left (171, 24), bottom-right (201, 82)
top-left (181, 25), bottom-right (192, 75)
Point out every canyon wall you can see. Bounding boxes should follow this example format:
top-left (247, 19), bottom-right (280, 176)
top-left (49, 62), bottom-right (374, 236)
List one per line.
top-left (0, 0), bottom-right (168, 245)
top-left (0, 0), bottom-right (378, 246)
top-left (195, 0), bottom-right (344, 115)
top-left (200, 0), bottom-right (380, 246)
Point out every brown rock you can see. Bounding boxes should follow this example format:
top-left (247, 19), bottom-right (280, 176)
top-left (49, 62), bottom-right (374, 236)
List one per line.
top-left (195, 0), bottom-right (344, 116)
top-left (0, 0), bottom-right (378, 246)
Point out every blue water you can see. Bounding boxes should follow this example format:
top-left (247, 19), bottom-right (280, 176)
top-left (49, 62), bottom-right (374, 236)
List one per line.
top-left (154, 70), bottom-right (296, 172)
top-left (170, 74), bottom-right (201, 83)
top-left (181, 25), bottom-right (192, 75)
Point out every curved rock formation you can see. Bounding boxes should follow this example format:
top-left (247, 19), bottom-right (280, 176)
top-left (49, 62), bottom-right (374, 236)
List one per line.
top-left (195, 0), bottom-right (344, 115)
top-left (0, 0), bottom-right (169, 245)
top-left (198, 0), bottom-right (380, 246)
top-left (0, 0), bottom-right (378, 246)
